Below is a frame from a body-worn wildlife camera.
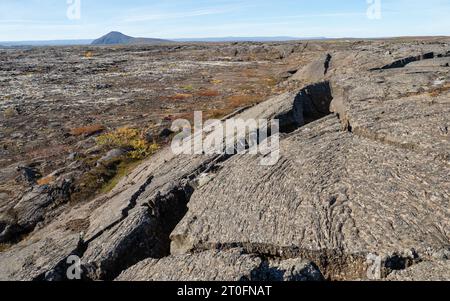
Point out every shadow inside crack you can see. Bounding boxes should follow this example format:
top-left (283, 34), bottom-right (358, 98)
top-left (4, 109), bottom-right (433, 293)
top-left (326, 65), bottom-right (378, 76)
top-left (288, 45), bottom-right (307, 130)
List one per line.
top-left (370, 52), bottom-right (438, 70)
top-left (278, 81), bottom-right (334, 133)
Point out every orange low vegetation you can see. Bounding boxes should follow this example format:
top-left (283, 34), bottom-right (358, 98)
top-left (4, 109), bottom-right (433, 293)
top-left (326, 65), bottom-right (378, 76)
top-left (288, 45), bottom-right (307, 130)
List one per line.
top-left (204, 95), bottom-right (262, 120)
top-left (197, 90), bottom-right (220, 97)
top-left (70, 124), bottom-right (105, 136)
top-left (175, 112), bottom-right (195, 122)
top-left (228, 95), bottom-right (261, 107)
top-left (242, 69), bottom-right (257, 78)
top-left (263, 77), bottom-right (278, 87)
top-left (168, 93), bottom-right (193, 100)
top-left (429, 83), bottom-right (450, 97)
top-left (205, 108), bottom-right (234, 120)
top-left (37, 175), bottom-right (55, 186)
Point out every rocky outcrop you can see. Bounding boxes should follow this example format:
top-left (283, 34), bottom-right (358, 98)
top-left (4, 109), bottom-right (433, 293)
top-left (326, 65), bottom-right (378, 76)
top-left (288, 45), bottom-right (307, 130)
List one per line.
top-left (117, 248), bottom-right (323, 281)
top-left (0, 43), bottom-right (449, 281)
top-left (387, 260), bottom-right (450, 281)
top-left (0, 164), bottom-right (79, 244)
top-left (290, 53), bottom-right (332, 83)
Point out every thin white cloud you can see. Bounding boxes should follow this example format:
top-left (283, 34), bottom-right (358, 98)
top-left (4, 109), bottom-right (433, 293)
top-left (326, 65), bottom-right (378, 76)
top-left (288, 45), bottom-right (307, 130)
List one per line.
top-left (123, 7), bottom-right (235, 23)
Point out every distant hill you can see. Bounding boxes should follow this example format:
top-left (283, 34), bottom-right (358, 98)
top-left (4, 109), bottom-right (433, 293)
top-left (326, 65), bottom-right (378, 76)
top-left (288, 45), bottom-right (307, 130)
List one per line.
top-left (91, 31), bottom-right (172, 45)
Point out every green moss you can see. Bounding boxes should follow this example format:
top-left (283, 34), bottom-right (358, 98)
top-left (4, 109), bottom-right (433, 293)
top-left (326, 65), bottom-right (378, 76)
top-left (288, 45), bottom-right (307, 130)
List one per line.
top-left (183, 84), bottom-right (195, 91)
top-left (71, 157), bottom-right (123, 203)
top-left (100, 160), bottom-right (141, 194)
top-left (71, 156), bottom-right (149, 203)
top-left (71, 127), bottom-right (161, 203)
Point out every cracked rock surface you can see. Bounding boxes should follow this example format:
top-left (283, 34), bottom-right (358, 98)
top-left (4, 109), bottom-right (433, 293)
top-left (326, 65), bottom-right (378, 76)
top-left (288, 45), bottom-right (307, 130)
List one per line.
top-left (117, 248), bottom-right (323, 281)
top-left (0, 39), bottom-right (449, 281)
top-left (386, 259), bottom-right (450, 281)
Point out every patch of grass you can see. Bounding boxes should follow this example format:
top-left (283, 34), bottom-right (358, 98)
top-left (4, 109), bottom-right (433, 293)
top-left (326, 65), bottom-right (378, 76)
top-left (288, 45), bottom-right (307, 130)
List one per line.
top-left (96, 127), bottom-right (159, 160)
top-left (70, 124), bottom-right (105, 137)
top-left (206, 108), bottom-right (235, 120)
top-left (100, 160), bottom-right (141, 194)
top-left (168, 93), bottom-right (193, 100)
top-left (211, 79), bottom-right (223, 85)
top-left (71, 149), bottom-right (156, 203)
top-left (204, 94), bottom-right (262, 120)
top-left (263, 77), bottom-right (278, 87)
top-left (71, 157), bottom-right (123, 203)
top-left (228, 95), bottom-right (261, 107)
top-left (238, 84), bottom-right (255, 92)
top-left (242, 69), bottom-right (257, 78)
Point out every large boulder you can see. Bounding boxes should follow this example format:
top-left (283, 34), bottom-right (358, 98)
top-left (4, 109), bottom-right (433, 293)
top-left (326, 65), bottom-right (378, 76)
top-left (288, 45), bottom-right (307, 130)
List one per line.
top-left (387, 260), bottom-right (450, 281)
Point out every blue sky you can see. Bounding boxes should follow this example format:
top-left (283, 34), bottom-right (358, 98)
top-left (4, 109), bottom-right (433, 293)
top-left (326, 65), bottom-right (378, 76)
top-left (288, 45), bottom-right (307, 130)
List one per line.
top-left (0, 0), bottom-right (449, 41)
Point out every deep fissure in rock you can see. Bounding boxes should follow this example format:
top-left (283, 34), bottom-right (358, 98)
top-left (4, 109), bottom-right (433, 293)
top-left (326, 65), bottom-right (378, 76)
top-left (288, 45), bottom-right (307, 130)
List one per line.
top-left (97, 183), bottom-right (195, 281)
top-left (95, 154), bottom-right (236, 280)
top-left (324, 54), bottom-right (332, 75)
top-left (244, 259), bottom-right (325, 281)
top-left (279, 81), bottom-right (334, 133)
top-left (370, 52), bottom-right (437, 70)
top-left (34, 82), bottom-right (335, 281)
top-left (33, 237), bottom-right (88, 281)
top-left (33, 176), bottom-right (155, 281)
top-left (191, 242), bottom-right (368, 281)
top-left (0, 180), bottom-right (74, 245)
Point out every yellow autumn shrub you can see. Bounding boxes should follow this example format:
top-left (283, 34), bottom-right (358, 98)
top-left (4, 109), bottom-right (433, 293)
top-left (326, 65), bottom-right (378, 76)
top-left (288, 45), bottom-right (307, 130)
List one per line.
top-left (96, 127), bottom-right (158, 160)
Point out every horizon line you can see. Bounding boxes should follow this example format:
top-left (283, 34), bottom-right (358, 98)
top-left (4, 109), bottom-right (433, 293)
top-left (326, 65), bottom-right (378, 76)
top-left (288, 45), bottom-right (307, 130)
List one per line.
top-left (1, 34), bottom-right (450, 44)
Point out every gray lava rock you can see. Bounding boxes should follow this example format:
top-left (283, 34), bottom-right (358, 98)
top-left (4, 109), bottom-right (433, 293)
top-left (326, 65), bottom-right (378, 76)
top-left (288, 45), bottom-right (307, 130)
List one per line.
top-left (144, 131), bottom-right (154, 143)
top-left (16, 166), bottom-right (41, 185)
top-left (1, 43), bottom-right (449, 282)
top-left (116, 249), bottom-right (323, 281)
top-left (97, 148), bottom-right (126, 165)
top-left (159, 128), bottom-right (174, 138)
top-left (291, 53), bottom-right (332, 83)
top-left (387, 260), bottom-right (450, 281)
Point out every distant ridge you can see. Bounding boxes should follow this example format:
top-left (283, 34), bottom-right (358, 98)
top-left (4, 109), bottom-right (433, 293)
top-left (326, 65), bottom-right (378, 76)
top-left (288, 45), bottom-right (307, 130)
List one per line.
top-left (91, 31), bottom-right (172, 45)
top-left (173, 36), bottom-right (326, 42)
top-left (0, 39), bottom-right (93, 47)
top-left (0, 34), bottom-right (329, 48)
